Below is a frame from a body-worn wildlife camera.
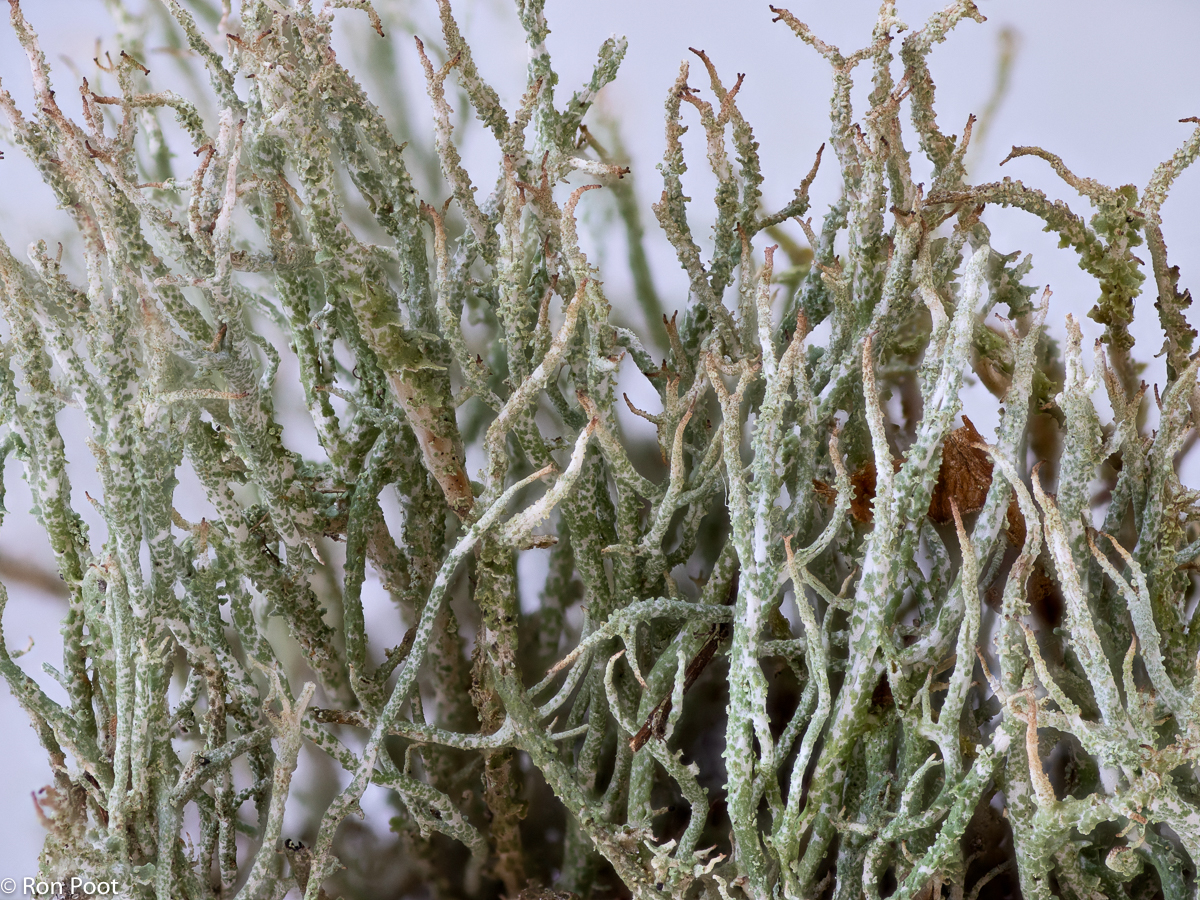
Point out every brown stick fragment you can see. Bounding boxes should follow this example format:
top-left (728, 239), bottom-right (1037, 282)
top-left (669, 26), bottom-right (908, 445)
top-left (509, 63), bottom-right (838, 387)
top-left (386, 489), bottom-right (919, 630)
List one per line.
top-left (629, 619), bottom-right (732, 752)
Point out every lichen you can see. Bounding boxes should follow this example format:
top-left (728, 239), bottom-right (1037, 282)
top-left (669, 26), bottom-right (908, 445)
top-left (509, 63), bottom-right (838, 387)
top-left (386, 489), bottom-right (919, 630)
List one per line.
top-left (2, 1), bottom-right (1200, 899)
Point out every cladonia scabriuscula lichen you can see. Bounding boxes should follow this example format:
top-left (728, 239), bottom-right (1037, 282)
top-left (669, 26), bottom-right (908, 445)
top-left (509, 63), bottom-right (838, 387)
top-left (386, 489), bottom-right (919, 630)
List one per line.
top-left (2, 1), bottom-right (1200, 898)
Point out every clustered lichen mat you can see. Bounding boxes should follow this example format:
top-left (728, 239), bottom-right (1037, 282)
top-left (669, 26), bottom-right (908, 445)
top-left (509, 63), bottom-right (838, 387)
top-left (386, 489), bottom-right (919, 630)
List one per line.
top-left (2, 1), bottom-right (1199, 899)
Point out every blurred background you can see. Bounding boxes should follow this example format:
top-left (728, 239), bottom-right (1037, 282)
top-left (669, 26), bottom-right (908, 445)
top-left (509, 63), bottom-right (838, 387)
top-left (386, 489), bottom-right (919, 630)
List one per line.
top-left (1, 0), bottom-right (1197, 876)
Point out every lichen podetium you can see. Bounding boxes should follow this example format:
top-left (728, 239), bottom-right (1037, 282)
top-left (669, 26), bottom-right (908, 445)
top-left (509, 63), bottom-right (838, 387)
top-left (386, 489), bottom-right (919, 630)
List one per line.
top-left (2, 1), bottom-right (1200, 898)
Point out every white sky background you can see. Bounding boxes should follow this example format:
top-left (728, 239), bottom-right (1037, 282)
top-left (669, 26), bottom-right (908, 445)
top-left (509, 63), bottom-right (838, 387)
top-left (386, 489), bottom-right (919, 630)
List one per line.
top-left (1, 0), bottom-right (1198, 874)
